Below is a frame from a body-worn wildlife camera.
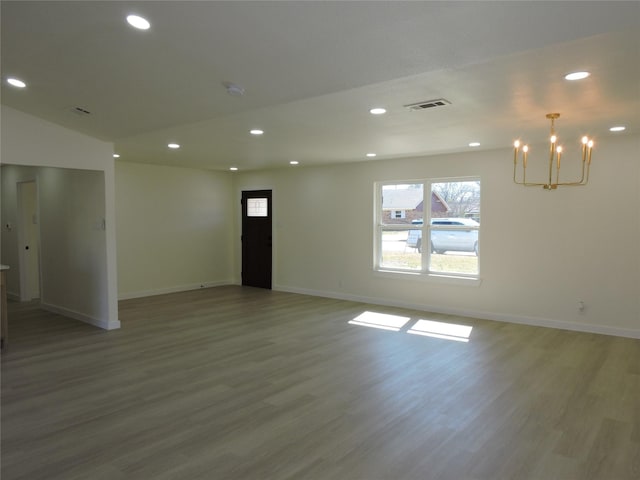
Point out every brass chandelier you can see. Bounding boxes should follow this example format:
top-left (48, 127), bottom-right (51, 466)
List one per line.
top-left (513, 113), bottom-right (594, 190)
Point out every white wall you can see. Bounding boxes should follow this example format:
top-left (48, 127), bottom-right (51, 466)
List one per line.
top-left (0, 106), bottom-right (119, 329)
top-left (4, 106), bottom-right (636, 338)
top-left (234, 134), bottom-right (640, 338)
top-left (115, 161), bottom-right (234, 299)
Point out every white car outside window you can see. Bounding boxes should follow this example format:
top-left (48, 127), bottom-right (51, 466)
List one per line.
top-left (407, 218), bottom-right (479, 255)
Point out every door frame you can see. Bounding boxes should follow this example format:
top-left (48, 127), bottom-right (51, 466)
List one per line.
top-left (16, 179), bottom-right (41, 302)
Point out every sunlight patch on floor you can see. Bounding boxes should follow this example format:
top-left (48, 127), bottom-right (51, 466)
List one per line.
top-left (407, 319), bottom-right (473, 342)
top-left (348, 311), bottom-right (411, 332)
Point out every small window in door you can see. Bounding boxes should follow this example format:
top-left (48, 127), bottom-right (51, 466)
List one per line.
top-left (247, 198), bottom-right (268, 217)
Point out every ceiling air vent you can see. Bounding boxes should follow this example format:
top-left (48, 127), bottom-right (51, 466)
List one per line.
top-left (404, 98), bottom-right (451, 111)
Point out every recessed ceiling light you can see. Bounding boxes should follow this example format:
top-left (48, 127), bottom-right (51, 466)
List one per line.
top-left (250, 129), bottom-right (264, 135)
top-left (564, 71), bottom-right (590, 81)
top-left (229, 167), bottom-right (238, 171)
top-left (7, 77), bottom-right (26, 88)
top-left (468, 142), bottom-right (481, 147)
top-left (369, 108), bottom-right (386, 115)
top-left (127, 14), bottom-right (150, 30)
top-left (366, 153), bottom-right (377, 157)
top-left (113, 154), bottom-right (120, 158)
top-left (609, 126), bottom-right (626, 132)
top-left (167, 143), bottom-right (180, 149)
top-left (289, 161), bottom-right (299, 165)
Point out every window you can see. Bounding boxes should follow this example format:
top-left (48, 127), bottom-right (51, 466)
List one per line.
top-left (392, 210), bottom-right (405, 219)
top-left (375, 179), bottom-right (480, 278)
top-left (246, 198), bottom-right (268, 217)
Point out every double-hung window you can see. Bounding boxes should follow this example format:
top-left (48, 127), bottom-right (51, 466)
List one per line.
top-left (375, 178), bottom-right (481, 278)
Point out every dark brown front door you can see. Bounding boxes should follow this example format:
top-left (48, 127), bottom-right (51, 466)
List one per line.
top-left (241, 190), bottom-right (272, 289)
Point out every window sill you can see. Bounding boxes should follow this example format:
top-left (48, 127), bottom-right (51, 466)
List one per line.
top-left (374, 269), bottom-right (482, 287)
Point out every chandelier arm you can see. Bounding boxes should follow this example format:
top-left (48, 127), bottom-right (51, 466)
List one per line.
top-left (558, 163), bottom-right (590, 186)
top-left (577, 148), bottom-right (590, 185)
top-left (578, 154), bottom-right (587, 184)
top-left (555, 182), bottom-right (587, 187)
top-left (585, 161), bottom-right (591, 184)
top-left (514, 178), bottom-right (547, 187)
top-left (577, 143), bottom-right (588, 184)
top-left (548, 142), bottom-right (555, 188)
top-left (513, 154), bottom-right (532, 185)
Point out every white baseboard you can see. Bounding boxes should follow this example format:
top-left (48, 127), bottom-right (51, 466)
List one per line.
top-left (273, 284), bottom-right (640, 340)
top-left (40, 302), bottom-right (120, 330)
top-left (118, 280), bottom-right (232, 301)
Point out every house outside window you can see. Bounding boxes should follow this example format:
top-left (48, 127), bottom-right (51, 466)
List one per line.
top-left (375, 178), bottom-right (481, 278)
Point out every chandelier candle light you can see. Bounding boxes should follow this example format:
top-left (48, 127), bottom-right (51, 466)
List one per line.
top-left (513, 113), bottom-right (594, 190)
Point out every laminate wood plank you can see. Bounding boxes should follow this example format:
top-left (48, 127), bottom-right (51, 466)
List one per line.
top-left (2, 286), bottom-right (639, 479)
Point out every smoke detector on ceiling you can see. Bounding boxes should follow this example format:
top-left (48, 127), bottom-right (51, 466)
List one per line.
top-left (223, 82), bottom-right (245, 97)
top-left (404, 98), bottom-right (451, 111)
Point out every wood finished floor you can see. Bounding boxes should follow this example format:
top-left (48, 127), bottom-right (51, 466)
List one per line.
top-left (1, 286), bottom-right (639, 480)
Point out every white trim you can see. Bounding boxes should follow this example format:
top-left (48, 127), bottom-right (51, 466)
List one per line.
top-left (118, 280), bottom-right (232, 300)
top-left (374, 269), bottom-right (482, 286)
top-left (103, 160), bottom-right (120, 335)
top-left (273, 284), bottom-right (640, 339)
top-left (472, 310), bottom-right (640, 339)
top-left (40, 302), bottom-right (121, 330)
top-left (16, 179), bottom-right (41, 302)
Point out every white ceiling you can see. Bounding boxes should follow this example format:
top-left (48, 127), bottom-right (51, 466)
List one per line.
top-left (2, 1), bottom-right (639, 171)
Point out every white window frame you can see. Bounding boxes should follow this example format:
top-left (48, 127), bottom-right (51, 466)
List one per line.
top-left (374, 177), bottom-right (481, 282)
